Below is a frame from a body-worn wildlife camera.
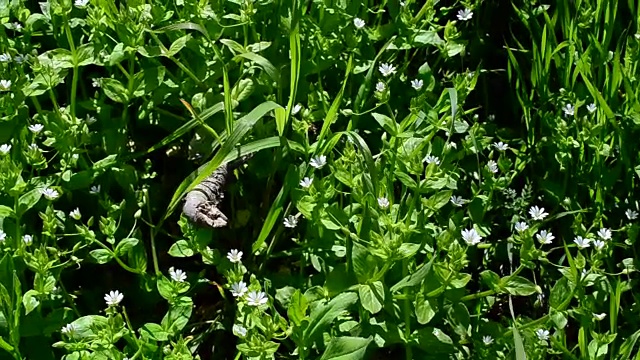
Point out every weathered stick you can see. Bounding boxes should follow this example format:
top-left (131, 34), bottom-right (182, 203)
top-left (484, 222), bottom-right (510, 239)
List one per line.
top-left (182, 155), bottom-right (251, 228)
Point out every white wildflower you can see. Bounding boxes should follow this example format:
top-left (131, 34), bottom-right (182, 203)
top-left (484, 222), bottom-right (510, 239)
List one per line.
top-left (597, 228), bottom-right (611, 241)
top-left (353, 18), bottom-right (365, 29)
top-left (246, 291), bottom-right (268, 306)
top-left (231, 281), bottom-right (248, 297)
top-left (487, 160), bottom-right (498, 173)
top-left (411, 79), bottom-right (423, 90)
top-left (461, 228), bottom-right (482, 246)
top-left (227, 249), bottom-right (243, 263)
top-left (74, 0), bottom-right (89, 7)
top-left (514, 222), bottom-right (528, 233)
top-left (573, 236), bottom-right (591, 249)
top-left (309, 155), bottom-right (327, 169)
top-left (104, 290), bottom-right (124, 307)
top-left (41, 188), bottom-right (59, 200)
top-left (529, 206), bottom-right (549, 221)
top-left (0, 53), bottom-right (11, 62)
top-left (377, 197), bottom-right (390, 209)
top-left (0, 144), bottom-right (11, 155)
top-left (300, 177), bottom-right (313, 189)
top-left (493, 141), bottom-right (508, 151)
top-left (378, 63), bottom-right (396, 77)
top-left (70, 208), bottom-right (81, 220)
top-left (482, 335), bottom-right (494, 345)
top-left (375, 81), bottom-right (386, 92)
top-left (536, 230), bottom-right (555, 245)
top-left (22, 234), bottom-right (33, 246)
top-left (450, 196), bottom-right (466, 207)
top-left (593, 240), bottom-right (605, 251)
top-left (91, 78), bottom-right (100, 88)
top-left (456, 8), bottom-right (473, 21)
top-left (536, 329), bottom-right (550, 341)
top-left (291, 104), bottom-right (302, 115)
top-left (626, 209), bottom-right (638, 220)
top-left (0, 80), bottom-right (11, 91)
top-left (593, 313), bottom-right (606, 321)
top-left (169, 267), bottom-right (187, 282)
top-left (61, 323), bottom-right (77, 335)
top-left (232, 324), bottom-right (248, 337)
top-left (28, 124), bottom-right (44, 133)
top-left (90, 185), bottom-right (100, 194)
top-left (283, 215), bottom-right (298, 228)
top-left (562, 104), bottom-right (575, 116)
top-left (423, 155), bottom-right (440, 165)
top-left (586, 103), bottom-right (597, 113)
top-left (0, 230), bottom-right (5, 242)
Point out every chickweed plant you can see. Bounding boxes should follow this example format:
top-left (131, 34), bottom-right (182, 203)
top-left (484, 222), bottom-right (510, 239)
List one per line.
top-left (0, 0), bottom-right (639, 359)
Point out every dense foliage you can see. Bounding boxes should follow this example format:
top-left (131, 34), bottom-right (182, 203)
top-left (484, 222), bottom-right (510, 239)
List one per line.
top-left (1, 0), bottom-right (640, 359)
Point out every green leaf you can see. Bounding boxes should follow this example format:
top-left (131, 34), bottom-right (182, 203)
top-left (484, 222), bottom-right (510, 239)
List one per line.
top-left (231, 78), bottom-right (254, 103)
top-left (549, 277), bottom-right (572, 309)
top-left (22, 290), bottom-right (40, 315)
top-left (287, 290), bottom-right (309, 326)
top-left (168, 240), bottom-right (195, 257)
top-left (101, 78), bottom-right (129, 103)
top-left (115, 238), bottom-right (139, 256)
top-left (18, 188), bottom-right (43, 215)
top-left (372, 113), bottom-right (397, 135)
top-left (162, 297), bottom-right (193, 334)
top-left (502, 276), bottom-right (539, 296)
top-left (157, 276), bottom-right (174, 301)
top-left (358, 281), bottom-right (384, 314)
top-left (89, 249), bottom-right (113, 264)
top-left (233, 52), bottom-right (280, 83)
top-left (414, 30), bottom-right (444, 46)
top-left (140, 323), bottom-right (169, 341)
top-left (319, 336), bottom-right (373, 360)
top-left (415, 294), bottom-right (436, 324)
top-left (304, 292), bottom-right (358, 345)
top-left (480, 270), bottom-right (502, 292)
top-left (390, 256), bottom-right (435, 292)
top-left (165, 34), bottom-right (191, 57)
top-left (0, 205), bottom-right (14, 219)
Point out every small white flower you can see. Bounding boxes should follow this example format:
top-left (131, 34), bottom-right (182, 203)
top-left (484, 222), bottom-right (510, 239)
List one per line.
top-left (375, 81), bottom-right (386, 92)
top-left (90, 185), bottom-right (100, 194)
top-left (104, 290), bottom-right (124, 307)
top-left (536, 230), bottom-right (555, 245)
top-left (482, 335), bottom-right (494, 345)
top-left (91, 79), bottom-right (100, 88)
top-left (456, 8), bottom-right (473, 21)
top-left (461, 228), bottom-right (482, 246)
top-left (28, 124), bottom-right (44, 133)
top-left (74, 0), bottom-right (89, 7)
top-left (246, 291), bottom-right (268, 306)
top-left (0, 80), bottom-right (11, 91)
top-left (22, 234), bottom-right (33, 246)
top-left (493, 141), bottom-right (508, 151)
top-left (378, 63), bottom-right (396, 77)
top-left (626, 209), bottom-right (638, 220)
top-left (586, 103), bottom-right (597, 113)
top-left (487, 160), bottom-right (499, 173)
top-left (85, 115), bottom-right (97, 125)
top-left (232, 324), bottom-right (247, 337)
top-left (169, 267), bottom-right (187, 282)
top-left (411, 79), bottom-right (423, 90)
top-left (70, 208), bottom-right (81, 220)
top-left (231, 281), bottom-right (248, 297)
top-left (377, 197), bottom-right (390, 209)
top-left (0, 144), bottom-right (11, 155)
top-left (28, 143), bottom-right (39, 151)
top-left (0, 53), bottom-right (11, 62)
top-left (597, 228), bottom-right (611, 241)
top-left (593, 240), bottom-right (605, 251)
top-left (450, 196), bottom-right (466, 207)
top-left (514, 222), bottom-right (528, 233)
top-left (562, 103), bottom-right (575, 116)
top-left (61, 323), bottom-right (77, 335)
top-left (14, 54), bottom-right (25, 64)
top-left (41, 188), bottom-right (59, 200)
top-left (536, 329), bottom-right (550, 341)
top-left (353, 18), bottom-right (366, 29)
top-left (309, 155), bottom-right (327, 169)
top-left (423, 155), bottom-right (440, 165)
top-left (0, 230), bottom-right (5, 242)
top-left (573, 236), bottom-right (591, 249)
top-left (529, 206), bottom-right (549, 221)
top-left (593, 313), bottom-right (606, 321)
top-left (12, 22), bottom-right (22, 30)
top-left (291, 104), bottom-right (302, 115)
top-left (300, 177), bottom-right (313, 189)
top-left (283, 215), bottom-right (298, 228)
top-left (227, 249), bottom-right (243, 263)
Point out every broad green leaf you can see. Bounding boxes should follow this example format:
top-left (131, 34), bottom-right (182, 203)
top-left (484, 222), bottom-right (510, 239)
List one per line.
top-left (115, 238), bottom-right (139, 256)
top-left (165, 34), bottom-right (191, 57)
top-left (89, 249), bottom-right (113, 264)
top-left (168, 240), bottom-right (194, 257)
top-left (18, 188), bottom-right (42, 215)
top-left (319, 336), bottom-right (373, 360)
top-left (0, 206), bottom-right (14, 218)
top-left (359, 281), bottom-right (384, 314)
top-left (22, 290), bottom-right (40, 315)
top-left (390, 256), bottom-right (435, 292)
top-left (287, 290), bottom-right (308, 326)
top-left (304, 292), bottom-right (358, 345)
top-left (140, 323), bottom-right (169, 341)
top-left (233, 52), bottom-right (280, 83)
top-left (502, 276), bottom-right (539, 296)
top-left (101, 78), bottom-right (129, 103)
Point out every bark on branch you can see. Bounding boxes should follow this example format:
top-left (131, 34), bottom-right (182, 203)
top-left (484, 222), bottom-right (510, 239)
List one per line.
top-left (182, 156), bottom-right (250, 228)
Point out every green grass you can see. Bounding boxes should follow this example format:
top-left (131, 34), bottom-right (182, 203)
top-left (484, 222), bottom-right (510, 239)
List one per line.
top-left (0, 0), bottom-right (640, 359)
